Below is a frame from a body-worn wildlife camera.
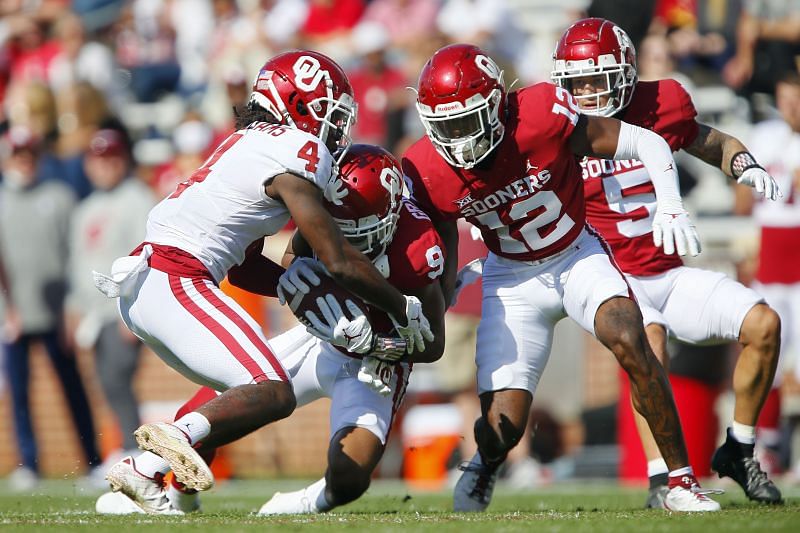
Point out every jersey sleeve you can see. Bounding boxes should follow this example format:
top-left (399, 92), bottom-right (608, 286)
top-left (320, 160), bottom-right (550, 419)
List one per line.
top-left (517, 83), bottom-right (580, 142)
top-left (401, 151), bottom-right (443, 223)
top-left (386, 200), bottom-right (446, 290)
top-left (252, 127), bottom-right (334, 192)
top-left (655, 79), bottom-right (699, 151)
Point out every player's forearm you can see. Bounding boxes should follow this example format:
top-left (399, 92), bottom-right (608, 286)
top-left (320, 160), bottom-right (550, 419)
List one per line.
top-left (227, 253), bottom-right (285, 297)
top-left (614, 121), bottom-right (683, 207)
top-left (684, 124), bottom-right (747, 178)
top-left (435, 220), bottom-right (459, 308)
top-left (328, 245), bottom-right (406, 320)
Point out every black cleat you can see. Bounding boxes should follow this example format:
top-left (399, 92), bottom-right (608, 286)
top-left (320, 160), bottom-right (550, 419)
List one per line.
top-left (711, 430), bottom-right (783, 504)
top-left (644, 484), bottom-right (670, 509)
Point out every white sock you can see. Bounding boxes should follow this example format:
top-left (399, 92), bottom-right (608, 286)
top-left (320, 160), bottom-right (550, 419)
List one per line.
top-left (731, 421), bottom-right (756, 445)
top-left (173, 412), bottom-right (211, 445)
top-left (647, 458), bottom-right (668, 477)
top-left (133, 452), bottom-right (171, 478)
top-left (668, 466), bottom-right (693, 478)
top-left (306, 477), bottom-right (333, 512)
top-left (167, 483), bottom-right (200, 512)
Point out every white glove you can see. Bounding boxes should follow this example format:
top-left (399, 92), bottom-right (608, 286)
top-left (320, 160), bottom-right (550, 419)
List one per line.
top-left (737, 167), bottom-right (781, 201)
top-left (357, 356), bottom-right (393, 397)
top-left (652, 205), bottom-right (701, 257)
top-left (390, 295), bottom-right (433, 353)
top-left (303, 294), bottom-right (374, 354)
top-left (450, 257), bottom-right (485, 307)
top-left (276, 258), bottom-right (323, 311)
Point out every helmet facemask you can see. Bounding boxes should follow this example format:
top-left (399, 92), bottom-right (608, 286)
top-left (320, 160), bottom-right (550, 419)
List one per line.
top-left (551, 60), bottom-right (635, 117)
top-left (417, 86), bottom-right (505, 169)
top-left (334, 209), bottom-right (400, 258)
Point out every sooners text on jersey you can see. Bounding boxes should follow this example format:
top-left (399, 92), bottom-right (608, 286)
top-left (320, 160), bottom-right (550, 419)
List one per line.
top-left (582, 79), bottom-right (699, 276)
top-left (403, 83), bottom-right (586, 262)
top-left (144, 123), bottom-right (334, 283)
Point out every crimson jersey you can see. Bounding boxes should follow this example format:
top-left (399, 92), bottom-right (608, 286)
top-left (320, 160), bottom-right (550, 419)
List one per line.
top-left (403, 83), bottom-right (585, 261)
top-left (345, 199), bottom-right (445, 352)
top-left (582, 79), bottom-right (699, 276)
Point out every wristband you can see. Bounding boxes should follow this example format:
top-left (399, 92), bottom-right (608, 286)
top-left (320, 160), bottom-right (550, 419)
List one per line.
top-left (730, 151), bottom-right (764, 178)
top-left (371, 335), bottom-right (408, 361)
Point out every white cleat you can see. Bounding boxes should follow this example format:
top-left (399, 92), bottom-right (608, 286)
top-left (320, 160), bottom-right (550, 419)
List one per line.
top-left (258, 488), bottom-right (318, 515)
top-left (663, 476), bottom-right (723, 512)
top-left (96, 491), bottom-right (150, 515)
top-left (104, 457), bottom-right (180, 514)
top-left (453, 453), bottom-right (499, 512)
top-left (134, 422), bottom-right (214, 491)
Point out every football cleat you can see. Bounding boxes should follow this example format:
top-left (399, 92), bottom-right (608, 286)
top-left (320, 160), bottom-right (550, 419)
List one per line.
top-left (134, 422), bottom-right (214, 491)
top-left (453, 453), bottom-right (500, 512)
top-left (105, 457), bottom-right (179, 514)
top-left (258, 488), bottom-right (318, 515)
top-left (664, 475), bottom-right (722, 512)
top-left (711, 430), bottom-right (783, 504)
top-left (644, 484), bottom-right (670, 509)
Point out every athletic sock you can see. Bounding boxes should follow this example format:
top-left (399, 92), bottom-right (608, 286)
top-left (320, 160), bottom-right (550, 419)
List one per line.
top-left (731, 422), bottom-right (756, 457)
top-left (173, 412), bottom-right (211, 445)
top-left (167, 476), bottom-right (200, 512)
top-left (667, 466), bottom-right (695, 488)
top-left (133, 452), bottom-right (171, 478)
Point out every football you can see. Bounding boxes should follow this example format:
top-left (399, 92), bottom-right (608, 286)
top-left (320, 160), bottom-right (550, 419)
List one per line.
top-left (283, 259), bottom-right (371, 329)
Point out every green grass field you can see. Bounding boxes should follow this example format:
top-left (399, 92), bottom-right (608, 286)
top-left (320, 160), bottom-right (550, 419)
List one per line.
top-left (1, 479), bottom-right (798, 532)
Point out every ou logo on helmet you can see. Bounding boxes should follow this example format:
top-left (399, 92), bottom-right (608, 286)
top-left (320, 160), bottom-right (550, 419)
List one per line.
top-left (380, 166), bottom-right (403, 201)
top-left (475, 55), bottom-right (502, 81)
top-left (293, 55), bottom-right (330, 92)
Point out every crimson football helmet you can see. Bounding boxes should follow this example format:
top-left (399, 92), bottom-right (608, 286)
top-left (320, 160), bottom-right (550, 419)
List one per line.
top-left (325, 144), bottom-right (403, 258)
top-left (416, 44), bottom-right (506, 169)
top-left (551, 18), bottom-right (637, 117)
top-left (249, 50), bottom-right (358, 162)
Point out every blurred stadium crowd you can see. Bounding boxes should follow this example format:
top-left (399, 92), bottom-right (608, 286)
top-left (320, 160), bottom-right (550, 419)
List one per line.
top-left (0, 0), bottom-right (799, 494)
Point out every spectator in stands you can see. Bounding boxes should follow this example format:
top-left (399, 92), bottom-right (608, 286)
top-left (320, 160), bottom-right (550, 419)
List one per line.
top-left (48, 13), bottom-right (116, 98)
top-left (64, 128), bottom-right (155, 477)
top-left (113, 0), bottom-right (181, 103)
top-left (361, 0), bottom-right (441, 51)
top-left (724, 0), bottom-right (800, 96)
top-left (299, 0), bottom-right (366, 61)
top-left (151, 116), bottom-right (214, 198)
top-left (0, 126), bottom-right (101, 490)
top-left (346, 22), bottom-right (410, 153)
top-left (735, 70), bottom-right (800, 476)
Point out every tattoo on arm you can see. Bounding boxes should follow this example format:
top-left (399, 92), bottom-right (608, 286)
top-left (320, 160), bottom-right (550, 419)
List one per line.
top-left (684, 123), bottom-right (747, 178)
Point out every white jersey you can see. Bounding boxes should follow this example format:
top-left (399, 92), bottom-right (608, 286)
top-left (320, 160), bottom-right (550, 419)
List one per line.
top-left (145, 123), bottom-right (334, 282)
top-left (749, 119), bottom-right (800, 228)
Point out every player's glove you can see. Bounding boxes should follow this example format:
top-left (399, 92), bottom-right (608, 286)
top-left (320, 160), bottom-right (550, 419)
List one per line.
top-left (737, 167), bottom-right (781, 201)
top-left (390, 295), bottom-right (433, 354)
top-left (303, 294), bottom-right (375, 354)
top-left (357, 356), bottom-right (393, 397)
top-left (276, 258), bottom-right (323, 312)
top-left (450, 257), bottom-right (485, 307)
top-left (652, 203), bottom-right (701, 257)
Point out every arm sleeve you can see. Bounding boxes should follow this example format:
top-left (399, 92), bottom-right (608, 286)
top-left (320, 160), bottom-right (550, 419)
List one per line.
top-left (226, 242), bottom-right (286, 298)
top-left (614, 121), bottom-right (683, 208)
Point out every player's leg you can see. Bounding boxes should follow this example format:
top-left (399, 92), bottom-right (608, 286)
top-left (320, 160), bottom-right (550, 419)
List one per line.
top-left (118, 269), bottom-right (295, 491)
top-left (654, 268), bottom-right (783, 503)
top-left (455, 254), bottom-right (558, 512)
top-left (566, 231), bottom-right (718, 511)
top-left (259, 347), bottom-right (408, 515)
top-left (101, 386), bottom-right (218, 515)
top-left (629, 323), bottom-right (673, 507)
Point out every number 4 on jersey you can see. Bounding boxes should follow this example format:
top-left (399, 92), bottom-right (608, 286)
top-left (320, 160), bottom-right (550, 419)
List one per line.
top-left (170, 133), bottom-right (243, 199)
top-left (297, 141), bottom-right (320, 173)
